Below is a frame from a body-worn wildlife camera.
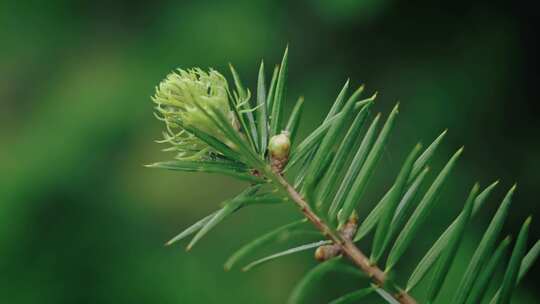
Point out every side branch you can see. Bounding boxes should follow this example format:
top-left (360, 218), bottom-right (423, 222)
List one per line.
top-left (268, 171), bottom-right (417, 304)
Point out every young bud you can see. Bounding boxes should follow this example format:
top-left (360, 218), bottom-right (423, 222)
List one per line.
top-left (268, 132), bottom-right (291, 172)
top-left (152, 68), bottom-right (232, 159)
top-left (269, 133), bottom-right (291, 159)
top-left (315, 244), bottom-right (341, 261)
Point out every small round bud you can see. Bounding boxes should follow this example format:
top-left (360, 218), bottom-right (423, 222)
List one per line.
top-left (268, 132), bottom-right (291, 173)
top-left (314, 246), bottom-right (326, 261)
top-left (268, 133), bottom-right (291, 160)
top-left (315, 244), bottom-right (341, 261)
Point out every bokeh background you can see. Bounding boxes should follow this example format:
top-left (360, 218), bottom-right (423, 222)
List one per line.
top-left (1, 0), bottom-right (538, 303)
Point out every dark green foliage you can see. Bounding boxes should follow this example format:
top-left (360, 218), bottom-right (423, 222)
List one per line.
top-left (256, 61), bottom-right (269, 156)
top-left (303, 86), bottom-right (365, 202)
top-left (406, 180), bottom-right (499, 291)
top-left (425, 184), bottom-right (478, 303)
top-left (387, 167), bottom-right (430, 242)
top-left (339, 104), bottom-right (399, 225)
top-left (325, 80), bottom-right (350, 120)
top-left (518, 240), bottom-right (540, 283)
top-left (489, 239), bottom-right (540, 304)
top-left (270, 46), bottom-right (288, 136)
top-left (266, 65), bottom-right (279, 114)
top-left (315, 98), bottom-right (372, 212)
top-left (466, 236), bottom-right (511, 304)
top-left (328, 113), bottom-right (380, 223)
top-left (371, 144), bottom-right (423, 262)
top-left (386, 147), bottom-right (463, 270)
top-left (496, 217), bottom-right (531, 304)
top-left (285, 111), bottom-right (342, 170)
top-left (285, 96), bottom-right (304, 144)
top-left (451, 185), bottom-right (516, 304)
top-left (408, 130), bottom-right (447, 183)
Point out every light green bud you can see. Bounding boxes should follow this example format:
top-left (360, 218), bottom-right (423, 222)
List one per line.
top-left (268, 133), bottom-right (291, 160)
top-left (152, 68), bottom-right (231, 159)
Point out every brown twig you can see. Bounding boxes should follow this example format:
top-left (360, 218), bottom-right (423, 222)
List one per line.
top-left (267, 170), bottom-right (418, 304)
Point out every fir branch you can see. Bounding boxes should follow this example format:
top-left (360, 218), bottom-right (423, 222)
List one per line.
top-left (148, 47), bottom-right (537, 304)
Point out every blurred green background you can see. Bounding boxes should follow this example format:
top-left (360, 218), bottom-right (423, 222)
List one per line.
top-left (1, 0), bottom-right (538, 303)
